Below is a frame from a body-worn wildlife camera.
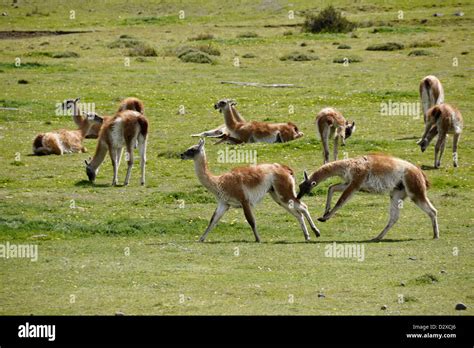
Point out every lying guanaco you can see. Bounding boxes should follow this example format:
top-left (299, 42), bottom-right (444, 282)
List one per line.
top-left (297, 154), bottom-right (439, 241)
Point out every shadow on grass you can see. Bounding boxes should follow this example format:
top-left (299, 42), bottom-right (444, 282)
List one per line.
top-left (421, 165), bottom-right (437, 171)
top-left (395, 136), bottom-right (420, 141)
top-left (74, 180), bottom-right (110, 188)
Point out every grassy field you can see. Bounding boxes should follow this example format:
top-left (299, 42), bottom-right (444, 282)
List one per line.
top-left (0, 0), bottom-right (473, 315)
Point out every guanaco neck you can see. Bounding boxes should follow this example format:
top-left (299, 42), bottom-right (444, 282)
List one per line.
top-left (310, 160), bottom-right (348, 184)
top-left (222, 105), bottom-right (238, 130)
top-left (230, 105), bottom-right (245, 123)
top-left (89, 139), bottom-right (108, 170)
top-left (71, 102), bottom-right (84, 128)
top-left (193, 150), bottom-right (218, 193)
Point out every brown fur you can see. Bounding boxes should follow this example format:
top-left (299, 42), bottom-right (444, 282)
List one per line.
top-left (118, 97), bottom-right (144, 114)
top-left (419, 75), bottom-right (444, 123)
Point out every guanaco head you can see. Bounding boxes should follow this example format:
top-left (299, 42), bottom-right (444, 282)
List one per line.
top-left (417, 138), bottom-right (429, 152)
top-left (297, 170), bottom-right (317, 199)
top-left (344, 121), bottom-right (356, 140)
top-left (82, 112), bottom-right (104, 139)
top-left (214, 99), bottom-right (236, 113)
top-left (180, 138), bottom-right (205, 160)
top-left (288, 122), bottom-right (304, 139)
top-left (84, 158), bottom-right (97, 182)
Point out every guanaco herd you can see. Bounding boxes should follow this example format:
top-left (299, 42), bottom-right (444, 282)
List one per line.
top-left (33, 75), bottom-right (463, 243)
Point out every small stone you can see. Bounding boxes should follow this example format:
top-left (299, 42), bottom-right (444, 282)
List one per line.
top-left (2, 12), bottom-right (7, 16)
top-left (400, 282), bottom-right (406, 287)
top-left (433, 13), bottom-right (443, 17)
top-left (115, 311), bottom-right (125, 316)
top-left (381, 305), bottom-right (387, 310)
top-left (440, 270), bottom-right (447, 274)
top-left (408, 256), bottom-right (417, 261)
top-left (454, 11), bottom-right (464, 17)
top-left (420, 19), bottom-right (428, 24)
top-left (318, 293), bottom-right (325, 298)
top-left (455, 303), bottom-right (467, 310)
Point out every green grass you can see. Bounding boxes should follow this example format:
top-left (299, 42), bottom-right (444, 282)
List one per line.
top-left (0, 0), bottom-right (473, 315)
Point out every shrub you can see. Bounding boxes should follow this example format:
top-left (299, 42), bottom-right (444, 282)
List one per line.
top-left (409, 40), bottom-right (440, 48)
top-left (408, 50), bottom-right (432, 56)
top-left (337, 44), bottom-right (351, 49)
top-left (280, 51), bottom-right (319, 61)
top-left (52, 51), bottom-right (80, 58)
top-left (302, 6), bottom-right (357, 33)
top-left (366, 42), bottom-right (404, 51)
top-left (333, 56), bottom-right (362, 63)
top-left (128, 43), bottom-right (157, 57)
top-left (196, 44), bottom-right (221, 56)
top-left (283, 30), bottom-right (293, 36)
top-left (189, 33), bottom-right (214, 41)
top-left (237, 32), bottom-right (259, 38)
top-left (108, 38), bottom-right (142, 49)
top-left (179, 51), bottom-right (213, 64)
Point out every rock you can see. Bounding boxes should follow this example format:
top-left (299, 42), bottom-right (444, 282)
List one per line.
top-left (408, 256), bottom-right (417, 261)
top-left (433, 13), bottom-right (443, 17)
top-left (381, 305), bottom-right (388, 310)
top-left (454, 11), bottom-right (464, 17)
top-left (318, 293), bottom-right (325, 298)
top-left (2, 12), bottom-right (7, 16)
top-left (400, 282), bottom-right (406, 287)
top-left (420, 19), bottom-right (428, 24)
top-left (440, 270), bottom-right (447, 274)
top-left (455, 303), bottom-right (467, 310)
top-left (115, 311), bottom-right (125, 316)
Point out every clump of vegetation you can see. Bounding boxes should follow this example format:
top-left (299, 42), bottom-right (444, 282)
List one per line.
top-left (337, 44), bottom-right (351, 49)
top-left (242, 53), bottom-right (256, 58)
top-left (237, 32), bottom-right (259, 38)
top-left (18, 79), bottom-right (28, 84)
top-left (409, 40), bottom-right (440, 48)
top-left (128, 43), bottom-right (157, 57)
top-left (179, 51), bottom-right (213, 64)
top-left (51, 51), bottom-right (80, 58)
top-left (366, 42), bottom-right (404, 51)
top-left (195, 44), bottom-right (221, 56)
top-left (135, 57), bottom-right (148, 62)
top-left (302, 6), bottom-right (357, 33)
top-left (108, 36), bottom-right (142, 49)
top-left (280, 51), bottom-right (319, 61)
top-left (412, 273), bottom-right (439, 285)
top-left (333, 56), bottom-right (362, 63)
top-left (408, 50), bottom-right (432, 56)
top-left (283, 30), bottom-right (293, 36)
top-left (189, 33), bottom-right (214, 41)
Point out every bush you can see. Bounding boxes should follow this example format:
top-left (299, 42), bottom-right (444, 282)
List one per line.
top-left (242, 53), bottom-right (256, 58)
top-left (51, 51), bottom-right (80, 58)
top-left (283, 31), bottom-right (293, 36)
top-left (196, 44), bottom-right (221, 56)
top-left (128, 43), bottom-right (157, 57)
top-left (189, 33), bottom-right (214, 41)
top-left (179, 51), bottom-right (213, 64)
top-left (302, 6), bottom-right (357, 33)
top-left (409, 40), bottom-right (440, 48)
top-left (108, 37), bottom-right (142, 49)
top-left (366, 42), bottom-right (404, 51)
top-left (408, 50), bottom-right (432, 56)
top-left (280, 51), bottom-right (319, 61)
top-left (237, 32), bottom-right (259, 38)
top-left (333, 56), bottom-right (362, 63)
top-left (337, 44), bottom-right (351, 49)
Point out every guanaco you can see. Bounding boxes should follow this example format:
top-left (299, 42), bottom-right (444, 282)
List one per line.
top-left (214, 99), bottom-right (304, 144)
top-left (32, 98), bottom-right (101, 155)
top-left (85, 110), bottom-right (148, 186)
top-left (316, 107), bottom-right (355, 164)
top-left (180, 139), bottom-right (320, 242)
top-left (419, 75), bottom-right (444, 124)
top-left (297, 154), bottom-right (439, 241)
top-left (417, 104), bottom-right (463, 168)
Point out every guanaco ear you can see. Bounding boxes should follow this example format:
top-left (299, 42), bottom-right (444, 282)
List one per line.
top-left (75, 97), bottom-right (81, 103)
top-left (303, 170), bottom-right (309, 181)
top-left (84, 159), bottom-right (89, 166)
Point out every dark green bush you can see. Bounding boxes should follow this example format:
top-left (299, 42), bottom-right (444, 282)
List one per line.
top-left (366, 42), bottom-right (404, 51)
top-left (302, 6), bottom-right (357, 33)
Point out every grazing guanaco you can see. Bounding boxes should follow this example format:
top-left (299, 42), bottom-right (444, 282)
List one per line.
top-left (316, 107), bottom-right (355, 164)
top-left (214, 99), bottom-right (304, 144)
top-left (32, 98), bottom-right (101, 155)
top-left (420, 75), bottom-right (444, 124)
top-left (297, 154), bottom-right (439, 241)
top-left (85, 110), bottom-right (148, 186)
top-left (180, 139), bottom-right (320, 242)
top-left (417, 104), bottom-right (463, 168)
